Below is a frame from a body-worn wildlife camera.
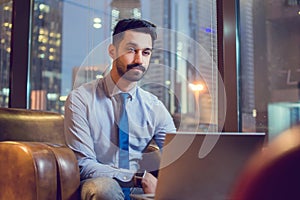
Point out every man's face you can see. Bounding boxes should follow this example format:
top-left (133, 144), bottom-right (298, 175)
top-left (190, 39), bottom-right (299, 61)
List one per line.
top-left (114, 30), bottom-right (153, 82)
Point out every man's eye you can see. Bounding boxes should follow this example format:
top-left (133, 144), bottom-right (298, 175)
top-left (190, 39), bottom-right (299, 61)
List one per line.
top-left (127, 47), bottom-right (135, 53)
top-left (143, 50), bottom-right (151, 56)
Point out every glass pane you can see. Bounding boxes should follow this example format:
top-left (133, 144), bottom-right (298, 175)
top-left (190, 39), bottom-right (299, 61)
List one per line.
top-left (29, 0), bottom-right (219, 131)
top-left (239, 0), bottom-right (300, 139)
top-left (0, 0), bottom-right (12, 107)
top-left (30, 0), bottom-right (63, 111)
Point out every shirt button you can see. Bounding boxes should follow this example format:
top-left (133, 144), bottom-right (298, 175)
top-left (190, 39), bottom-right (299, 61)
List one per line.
top-left (123, 176), bottom-right (128, 180)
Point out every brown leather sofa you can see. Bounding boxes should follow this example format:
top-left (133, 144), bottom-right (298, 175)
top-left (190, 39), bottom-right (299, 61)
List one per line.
top-left (0, 107), bottom-right (80, 200)
top-left (0, 107), bottom-right (161, 200)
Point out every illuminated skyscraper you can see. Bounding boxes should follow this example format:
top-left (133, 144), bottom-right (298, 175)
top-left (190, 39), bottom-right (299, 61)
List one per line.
top-left (0, 0), bottom-right (63, 111)
top-left (31, 1), bottom-right (63, 111)
top-left (0, 1), bottom-right (12, 107)
top-left (111, 0), bottom-right (142, 30)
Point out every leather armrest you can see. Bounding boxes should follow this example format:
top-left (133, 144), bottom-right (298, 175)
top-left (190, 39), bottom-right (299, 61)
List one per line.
top-left (0, 141), bottom-right (80, 200)
top-left (45, 143), bottom-right (80, 199)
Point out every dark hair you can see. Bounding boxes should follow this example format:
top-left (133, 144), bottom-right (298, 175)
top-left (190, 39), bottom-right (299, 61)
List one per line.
top-left (112, 18), bottom-right (157, 46)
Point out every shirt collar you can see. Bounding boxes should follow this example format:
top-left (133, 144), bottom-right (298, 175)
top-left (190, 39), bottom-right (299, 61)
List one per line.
top-left (103, 72), bottom-right (137, 100)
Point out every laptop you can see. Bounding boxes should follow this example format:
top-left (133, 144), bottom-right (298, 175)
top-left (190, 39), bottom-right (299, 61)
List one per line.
top-left (131, 132), bottom-right (266, 200)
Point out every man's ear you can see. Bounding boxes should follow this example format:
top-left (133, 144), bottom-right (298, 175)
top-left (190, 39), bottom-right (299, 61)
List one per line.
top-left (108, 44), bottom-right (116, 59)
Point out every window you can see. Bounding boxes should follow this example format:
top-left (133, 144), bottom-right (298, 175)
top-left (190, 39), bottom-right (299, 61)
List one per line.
top-left (238, 0), bottom-right (300, 138)
top-left (2, 0), bottom-right (220, 132)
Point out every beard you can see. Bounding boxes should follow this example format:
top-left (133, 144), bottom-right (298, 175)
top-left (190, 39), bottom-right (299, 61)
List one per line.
top-left (116, 58), bottom-right (147, 82)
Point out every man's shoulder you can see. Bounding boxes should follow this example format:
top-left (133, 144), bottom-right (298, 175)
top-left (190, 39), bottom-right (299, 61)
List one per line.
top-left (136, 87), bottom-right (162, 105)
top-left (68, 79), bottom-right (103, 98)
top-left (75, 79), bottom-right (102, 91)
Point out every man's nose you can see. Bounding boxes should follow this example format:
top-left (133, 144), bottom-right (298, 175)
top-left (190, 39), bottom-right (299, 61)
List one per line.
top-left (134, 50), bottom-right (143, 64)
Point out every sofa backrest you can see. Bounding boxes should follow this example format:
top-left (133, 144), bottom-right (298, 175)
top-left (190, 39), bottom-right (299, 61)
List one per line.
top-left (0, 108), bottom-right (66, 145)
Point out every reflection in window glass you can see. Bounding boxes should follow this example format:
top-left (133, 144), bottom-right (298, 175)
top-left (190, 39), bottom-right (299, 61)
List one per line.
top-left (239, 0), bottom-right (300, 138)
top-left (0, 0), bottom-right (12, 107)
top-left (28, 0), bottom-right (218, 131)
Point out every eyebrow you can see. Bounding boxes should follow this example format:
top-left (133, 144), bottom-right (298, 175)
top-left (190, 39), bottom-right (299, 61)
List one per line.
top-left (125, 42), bottom-right (153, 51)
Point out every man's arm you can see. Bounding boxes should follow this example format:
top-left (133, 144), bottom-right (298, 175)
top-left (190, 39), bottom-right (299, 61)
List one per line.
top-left (153, 100), bottom-right (177, 148)
top-left (64, 90), bottom-right (135, 184)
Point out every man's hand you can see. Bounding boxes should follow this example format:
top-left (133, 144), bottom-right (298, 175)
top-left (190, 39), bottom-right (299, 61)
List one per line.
top-left (141, 172), bottom-right (157, 194)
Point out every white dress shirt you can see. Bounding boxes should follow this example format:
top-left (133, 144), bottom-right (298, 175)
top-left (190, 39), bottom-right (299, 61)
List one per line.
top-left (64, 73), bottom-right (176, 183)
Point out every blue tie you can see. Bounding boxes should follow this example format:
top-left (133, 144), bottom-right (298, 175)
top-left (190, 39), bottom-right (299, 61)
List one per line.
top-left (119, 93), bottom-right (130, 199)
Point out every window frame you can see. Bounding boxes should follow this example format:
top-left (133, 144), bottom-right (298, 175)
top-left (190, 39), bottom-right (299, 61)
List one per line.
top-left (9, 0), bottom-right (33, 108)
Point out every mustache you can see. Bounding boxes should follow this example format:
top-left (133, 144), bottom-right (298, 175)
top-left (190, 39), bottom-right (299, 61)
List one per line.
top-left (127, 63), bottom-right (146, 72)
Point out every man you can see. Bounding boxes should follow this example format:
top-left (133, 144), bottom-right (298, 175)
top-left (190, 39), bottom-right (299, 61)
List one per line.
top-left (64, 18), bottom-right (176, 200)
